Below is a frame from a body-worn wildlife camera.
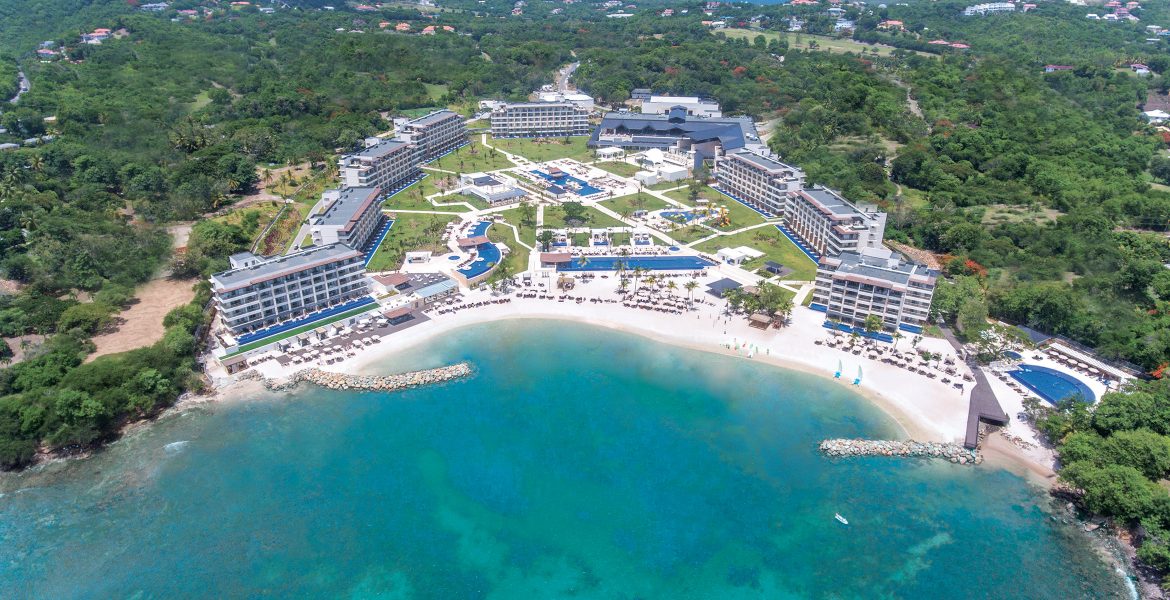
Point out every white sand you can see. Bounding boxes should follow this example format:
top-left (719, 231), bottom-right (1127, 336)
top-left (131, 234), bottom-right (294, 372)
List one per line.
top-left (245, 271), bottom-right (973, 444)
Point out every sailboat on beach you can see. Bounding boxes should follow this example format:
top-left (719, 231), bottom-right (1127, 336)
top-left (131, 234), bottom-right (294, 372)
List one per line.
top-left (852, 365), bottom-right (863, 386)
top-left (834, 359), bottom-right (842, 379)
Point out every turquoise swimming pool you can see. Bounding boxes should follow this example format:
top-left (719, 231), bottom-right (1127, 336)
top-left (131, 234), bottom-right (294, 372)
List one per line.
top-left (1009, 364), bottom-right (1095, 404)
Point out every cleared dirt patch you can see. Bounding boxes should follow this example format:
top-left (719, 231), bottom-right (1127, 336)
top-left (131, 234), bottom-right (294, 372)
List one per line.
top-left (86, 278), bottom-right (198, 362)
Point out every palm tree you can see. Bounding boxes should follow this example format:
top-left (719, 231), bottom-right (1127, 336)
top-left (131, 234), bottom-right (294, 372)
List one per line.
top-left (892, 331), bottom-right (904, 349)
top-left (632, 266), bottom-right (647, 294)
top-left (684, 280), bottom-right (698, 305)
top-left (666, 280), bottom-right (677, 297)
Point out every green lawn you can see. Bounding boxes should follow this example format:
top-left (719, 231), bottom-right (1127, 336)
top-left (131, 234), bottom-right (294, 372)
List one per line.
top-left (488, 135), bottom-right (594, 162)
top-left (648, 180), bottom-right (684, 191)
top-left (495, 206), bottom-right (538, 247)
top-left (594, 161), bottom-right (641, 177)
top-left (488, 223), bottom-right (530, 275)
top-left (600, 192), bottom-right (670, 216)
top-left (668, 224), bottom-right (717, 245)
top-left (610, 232), bottom-right (632, 246)
top-left (367, 212), bottom-right (459, 271)
top-left (542, 204), bottom-right (627, 229)
top-left (694, 226), bottom-right (818, 281)
top-left (666, 185), bottom-right (768, 230)
top-left (382, 180), bottom-right (465, 212)
top-left (428, 138), bottom-right (515, 173)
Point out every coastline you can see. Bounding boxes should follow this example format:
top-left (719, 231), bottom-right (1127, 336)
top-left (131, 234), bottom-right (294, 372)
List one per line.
top-left (232, 280), bottom-right (1065, 482)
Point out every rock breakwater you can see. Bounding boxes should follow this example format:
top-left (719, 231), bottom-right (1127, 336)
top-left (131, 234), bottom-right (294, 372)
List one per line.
top-left (819, 439), bottom-right (982, 465)
top-left (264, 363), bottom-right (473, 392)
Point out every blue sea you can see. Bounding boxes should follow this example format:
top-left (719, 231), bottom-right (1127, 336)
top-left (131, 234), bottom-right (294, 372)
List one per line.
top-left (0, 321), bottom-right (1130, 598)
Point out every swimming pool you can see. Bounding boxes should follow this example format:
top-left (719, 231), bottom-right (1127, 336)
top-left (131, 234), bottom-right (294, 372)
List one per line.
top-left (531, 170), bottom-right (603, 196)
top-left (1008, 364), bottom-right (1095, 404)
top-left (556, 256), bottom-right (716, 272)
top-left (661, 210), bottom-right (704, 223)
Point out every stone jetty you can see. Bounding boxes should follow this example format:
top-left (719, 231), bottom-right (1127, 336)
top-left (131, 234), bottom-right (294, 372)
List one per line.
top-left (819, 439), bottom-right (983, 465)
top-left (263, 362), bottom-right (473, 392)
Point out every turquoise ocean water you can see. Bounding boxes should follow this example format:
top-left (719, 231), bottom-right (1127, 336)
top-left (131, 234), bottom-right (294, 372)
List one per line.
top-left (0, 320), bottom-right (1128, 598)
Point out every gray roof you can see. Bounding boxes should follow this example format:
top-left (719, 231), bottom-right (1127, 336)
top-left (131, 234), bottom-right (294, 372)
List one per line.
top-left (495, 101), bottom-right (579, 110)
top-left (590, 111), bottom-right (759, 153)
top-left (350, 138), bottom-right (412, 160)
top-left (824, 249), bottom-right (935, 287)
top-left (313, 187), bottom-right (380, 228)
top-left (799, 186), bottom-right (871, 217)
top-left (211, 243), bottom-right (361, 291)
top-left (729, 148), bottom-right (802, 175)
top-left (407, 109), bottom-right (460, 127)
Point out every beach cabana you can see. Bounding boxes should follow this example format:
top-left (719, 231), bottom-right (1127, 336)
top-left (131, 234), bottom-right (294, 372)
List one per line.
top-left (749, 313), bottom-right (772, 330)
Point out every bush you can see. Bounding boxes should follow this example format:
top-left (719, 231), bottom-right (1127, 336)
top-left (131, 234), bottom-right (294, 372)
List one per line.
top-left (57, 303), bottom-right (115, 335)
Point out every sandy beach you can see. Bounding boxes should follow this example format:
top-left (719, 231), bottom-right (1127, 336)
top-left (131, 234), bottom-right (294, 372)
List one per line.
top-left (234, 268), bottom-right (1018, 444)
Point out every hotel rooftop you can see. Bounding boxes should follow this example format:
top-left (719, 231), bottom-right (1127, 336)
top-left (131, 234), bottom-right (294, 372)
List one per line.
top-left (313, 187), bottom-right (380, 228)
top-left (211, 244), bottom-right (362, 292)
top-left (799, 186), bottom-right (877, 217)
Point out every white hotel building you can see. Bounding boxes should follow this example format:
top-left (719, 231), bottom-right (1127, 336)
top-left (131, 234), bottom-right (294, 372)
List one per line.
top-left (398, 109), bottom-right (467, 160)
top-left (490, 101), bottom-right (591, 138)
top-left (714, 148), bottom-right (805, 217)
top-left (812, 247), bottom-right (937, 334)
top-left (786, 186), bottom-right (887, 258)
top-left (339, 138), bottom-right (421, 190)
top-left (308, 186), bottom-right (385, 250)
top-left (212, 245), bottom-right (369, 335)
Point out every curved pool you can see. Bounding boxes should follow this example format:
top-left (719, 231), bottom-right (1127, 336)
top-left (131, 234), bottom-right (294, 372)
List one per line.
top-left (1008, 364), bottom-right (1095, 404)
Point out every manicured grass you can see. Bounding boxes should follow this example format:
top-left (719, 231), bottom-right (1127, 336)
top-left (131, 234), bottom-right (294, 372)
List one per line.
top-left (610, 232), bottom-right (632, 246)
top-left (600, 192), bottom-right (670, 217)
top-left (571, 232), bottom-right (590, 246)
top-left (666, 185), bottom-right (768, 230)
top-left (542, 204), bottom-right (627, 230)
top-left (429, 139), bottom-right (515, 173)
top-left (488, 223), bottom-right (530, 275)
top-left (382, 181), bottom-right (465, 212)
top-left (226, 303), bottom-right (380, 357)
top-left (694, 226), bottom-right (818, 281)
top-left (495, 206), bottom-right (538, 247)
top-left (668, 224), bottom-right (716, 245)
top-left (648, 180), bottom-right (684, 191)
top-left (488, 135), bottom-right (594, 162)
top-left (594, 161), bottom-right (641, 177)
top-left (366, 212), bottom-right (459, 271)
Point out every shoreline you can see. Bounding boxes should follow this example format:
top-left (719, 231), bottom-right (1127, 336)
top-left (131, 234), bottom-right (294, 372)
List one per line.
top-left (235, 279), bottom-right (1055, 482)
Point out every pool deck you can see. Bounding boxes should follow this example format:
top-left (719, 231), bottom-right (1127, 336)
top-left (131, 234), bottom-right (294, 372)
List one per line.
top-left (940, 326), bottom-right (1009, 449)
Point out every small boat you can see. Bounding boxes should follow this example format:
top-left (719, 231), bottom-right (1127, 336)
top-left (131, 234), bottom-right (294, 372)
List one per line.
top-left (835, 513), bottom-right (849, 525)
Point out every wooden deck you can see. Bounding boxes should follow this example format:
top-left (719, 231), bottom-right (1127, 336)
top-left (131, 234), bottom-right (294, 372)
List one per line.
top-left (938, 326), bottom-right (1009, 448)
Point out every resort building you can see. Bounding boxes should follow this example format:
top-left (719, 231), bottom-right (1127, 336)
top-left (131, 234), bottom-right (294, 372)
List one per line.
top-left (460, 172), bottom-right (527, 205)
top-left (536, 91), bottom-right (596, 112)
top-left (339, 138), bottom-right (421, 191)
top-left (589, 107), bottom-right (764, 166)
top-left (640, 94), bottom-right (722, 118)
top-left (490, 101), bottom-right (591, 138)
top-left (398, 110), bottom-right (467, 160)
top-left (811, 247), bottom-right (938, 334)
top-left (963, 2), bottom-right (1015, 15)
top-left (308, 186), bottom-right (385, 250)
top-left (211, 245), bottom-right (369, 335)
top-left (786, 186), bottom-right (887, 258)
top-left (714, 148), bottom-right (805, 217)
